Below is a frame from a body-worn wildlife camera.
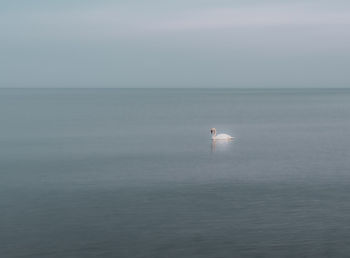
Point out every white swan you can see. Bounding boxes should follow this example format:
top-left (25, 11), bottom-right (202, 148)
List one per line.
top-left (210, 128), bottom-right (234, 140)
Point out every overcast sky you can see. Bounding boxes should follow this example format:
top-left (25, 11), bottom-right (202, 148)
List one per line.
top-left (1, 0), bottom-right (350, 88)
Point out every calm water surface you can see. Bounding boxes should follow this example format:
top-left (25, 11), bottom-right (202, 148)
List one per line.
top-left (1, 89), bottom-right (350, 257)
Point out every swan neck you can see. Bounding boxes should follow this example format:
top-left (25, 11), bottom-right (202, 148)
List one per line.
top-left (211, 129), bottom-right (216, 138)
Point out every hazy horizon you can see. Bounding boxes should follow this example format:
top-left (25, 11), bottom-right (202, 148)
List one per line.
top-left (1, 0), bottom-right (350, 88)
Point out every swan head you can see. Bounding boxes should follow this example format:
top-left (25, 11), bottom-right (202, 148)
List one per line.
top-left (210, 128), bottom-right (216, 135)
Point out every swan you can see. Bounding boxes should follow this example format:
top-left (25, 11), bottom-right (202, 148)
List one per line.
top-left (210, 128), bottom-right (234, 140)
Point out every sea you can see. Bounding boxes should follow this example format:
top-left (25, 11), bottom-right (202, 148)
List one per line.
top-left (1, 88), bottom-right (350, 258)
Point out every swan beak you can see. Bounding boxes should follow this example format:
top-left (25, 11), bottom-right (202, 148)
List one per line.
top-left (210, 129), bottom-right (213, 134)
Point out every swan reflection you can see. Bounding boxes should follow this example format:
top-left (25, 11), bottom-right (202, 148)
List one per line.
top-left (211, 139), bottom-right (234, 153)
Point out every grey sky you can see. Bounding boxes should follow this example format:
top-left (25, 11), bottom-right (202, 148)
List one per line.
top-left (1, 0), bottom-right (349, 88)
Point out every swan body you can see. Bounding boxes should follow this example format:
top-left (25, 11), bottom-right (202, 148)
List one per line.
top-left (211, 128), bottom-right (234, 140)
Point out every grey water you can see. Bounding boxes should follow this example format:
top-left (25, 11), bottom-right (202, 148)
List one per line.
top-left (1, 88), bottom-right (350, 258)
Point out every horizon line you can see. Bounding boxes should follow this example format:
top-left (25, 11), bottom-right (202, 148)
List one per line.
top-left (0, 87), bottom-right (349, 90)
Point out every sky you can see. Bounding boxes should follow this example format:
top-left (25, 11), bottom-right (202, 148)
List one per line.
top-left (1, 0), bottom-right (350, 88)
